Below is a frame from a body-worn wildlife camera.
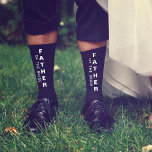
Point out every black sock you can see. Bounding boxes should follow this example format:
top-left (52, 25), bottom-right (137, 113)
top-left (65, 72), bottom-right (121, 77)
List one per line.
top-left (29, 43), bottom-right (56, 99)
top-left (81, 46), bottom-right (106, 104)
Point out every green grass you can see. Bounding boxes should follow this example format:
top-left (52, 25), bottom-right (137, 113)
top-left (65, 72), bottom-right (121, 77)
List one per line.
top-left (0, 45), bottom-right (152, 152)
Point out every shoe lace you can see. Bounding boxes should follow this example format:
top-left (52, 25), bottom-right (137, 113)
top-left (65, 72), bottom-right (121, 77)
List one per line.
top-left (90, 100), bottom-right (105, 115)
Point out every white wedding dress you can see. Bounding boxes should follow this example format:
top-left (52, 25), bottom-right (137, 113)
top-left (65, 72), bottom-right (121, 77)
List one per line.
top-left (75, 1), bottom-right (152, 99)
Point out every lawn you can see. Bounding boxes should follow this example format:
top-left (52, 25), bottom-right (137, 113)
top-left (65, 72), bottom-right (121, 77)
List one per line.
top-left (0, 45), bottom-right (152, 152)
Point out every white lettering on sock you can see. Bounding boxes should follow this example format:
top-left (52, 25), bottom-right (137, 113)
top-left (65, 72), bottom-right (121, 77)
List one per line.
top-left (39, 49), bottom-right (43, 54)
top-left (93, 66), bottom-right (97, 71)
top-left (88, 53), bottom-right (100, 91)
top-left (39, 56), bottom-right (44, 60)
top-left (89, 75), bottom-right (93, 86)
top-left (35, 49), bottom-right (48, 88)
top-left (92, 59), bottom-right (97, 64)
top-left (89, 65), bottom-right (92, 73)
top-left (38, 78), bottom-right (42, 83)
top-left (40, 62), bottom-right (44, 67)
top-left (90, 80), bottom-right (93, 86)
top-left (41, 69), bottom-right (45, 74)
top-left (36, 62), bottom-right (40, 70)
top-left (89, 75), bottom-right (93, 79)
top-left (42, 76), bottom-right (46, 81)
top-left (93, 53), bottom-right (96, 57)
top-left (35, 55), bottom-right (39, 60)
top-left (89, 58), bottom-right (92, 64)
top-left (92, 52), bottom-right (98, 92)
top-left (93, 73), bottom-right (98, 78)
top-left (94, 87), bottom-right (98, 92)
top-left (94, 80), bottom-right (97, 85)
top-left (37, 71), bottom-right (41, 77)
top-left (43, 83), bottom-right (47, 87)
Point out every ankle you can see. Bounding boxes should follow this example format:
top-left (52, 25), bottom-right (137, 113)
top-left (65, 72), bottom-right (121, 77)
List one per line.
top-left (38, 89), bottom-right (57, 99)
top-left (85, 91), bottom-right (103, 103)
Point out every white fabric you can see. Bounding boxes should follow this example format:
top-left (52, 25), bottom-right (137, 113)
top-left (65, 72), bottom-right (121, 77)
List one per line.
top-left (97, 0), bottom-right (152, 99)
top-left (103, 46), bottom-right (152, 99)
top-left (98, 0), bottom-right (152, 76)
top-left (74, 1), bottom-right (152, 99)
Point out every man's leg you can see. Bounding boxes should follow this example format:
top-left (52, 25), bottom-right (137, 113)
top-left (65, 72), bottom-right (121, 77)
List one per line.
top-left (27, 31), bottom-right (57, 100)
top-left (23, 0), bottom-right (58, 133)
top-left (75, 0), bottom-right (115, 131)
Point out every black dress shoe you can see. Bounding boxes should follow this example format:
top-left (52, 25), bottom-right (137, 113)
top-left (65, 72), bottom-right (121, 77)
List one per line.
top-left (81, 100), bottom-right (115, 132)
top-left (24, 98), bottom-right (58, 133)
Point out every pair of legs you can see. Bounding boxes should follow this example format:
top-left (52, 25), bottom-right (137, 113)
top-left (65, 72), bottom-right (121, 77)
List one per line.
top-left (23, 0), bottom-right (114, 132)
